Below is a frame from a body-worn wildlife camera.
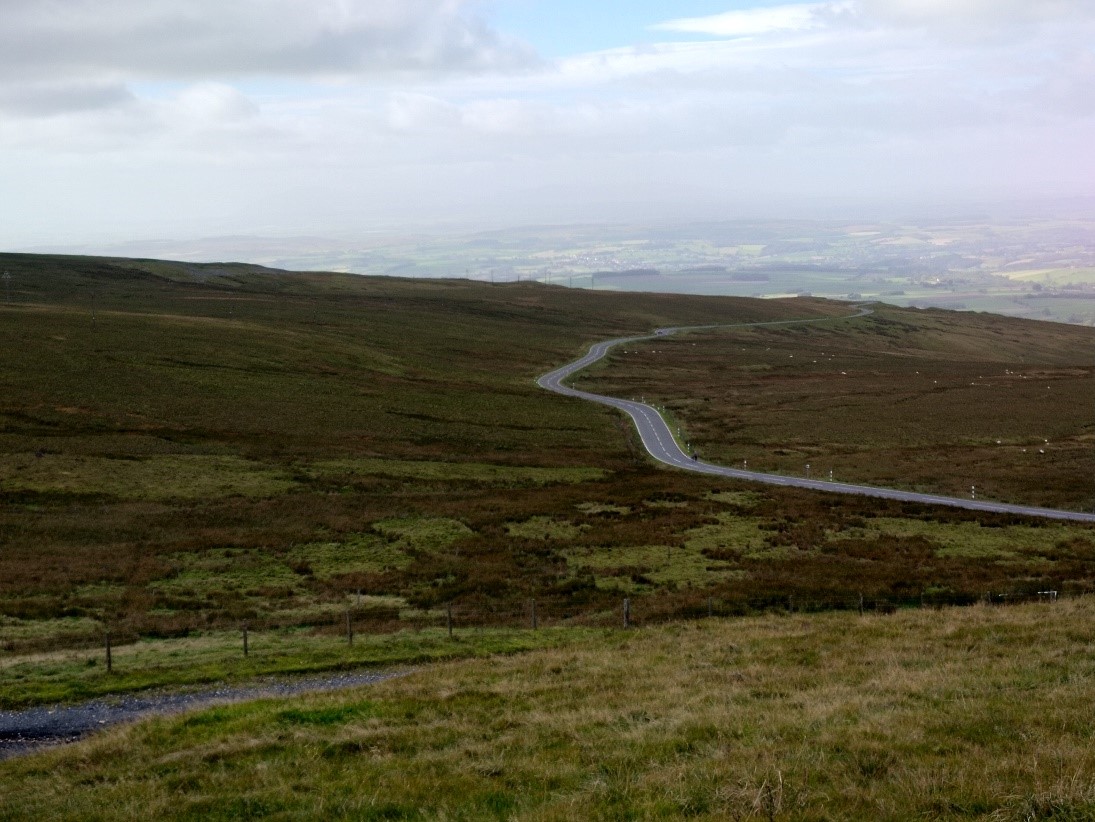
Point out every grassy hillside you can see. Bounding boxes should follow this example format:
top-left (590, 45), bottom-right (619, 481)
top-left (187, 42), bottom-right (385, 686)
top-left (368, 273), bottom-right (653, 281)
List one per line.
top-left (1, 253), bottom-right (1094, 702)
top-left (4, 600), bottom-right (1095, 820)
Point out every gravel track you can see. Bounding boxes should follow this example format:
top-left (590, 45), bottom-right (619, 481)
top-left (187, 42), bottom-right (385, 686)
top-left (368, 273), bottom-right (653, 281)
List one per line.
top-left (0, 670), bottom-right (406, 761)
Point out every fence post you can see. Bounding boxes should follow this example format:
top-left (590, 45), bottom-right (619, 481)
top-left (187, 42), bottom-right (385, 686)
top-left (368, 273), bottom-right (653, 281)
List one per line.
top-left (346, 609), bottom-right (354, 646)
top-left (243, 624), bottom-right (249, 657)
top-left (858, 593), bottom-right (864, 616)
top-left (623, 598), bottom-right (631, 628)
top-left (447, 604), bottom-right (453, 639)
top-left (707, 597), bottom-right (713, 618)
top-left (531, 599), bottom-right (538, 630)
top-left (105, 631), bottom-right (112, 674)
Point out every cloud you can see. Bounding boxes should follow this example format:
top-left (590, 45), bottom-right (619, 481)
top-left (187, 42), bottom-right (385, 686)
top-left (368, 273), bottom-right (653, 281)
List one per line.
top-left (860, 0), bottom-right (1094, 28)
top-left (0, 81), bottom-right (136, 118)
top-left (1, 0), bottom-right (1093, 245)
top-left (0, 0), bottom-right (535, 83)
top-left (172, 83), bottom-right (260, 123)
top-left (653, 3), bottom-right (842, 38)
top-left (652, 0), bottom-right (1095, 44)
top-left (385, 92), bottom-right (461, 132)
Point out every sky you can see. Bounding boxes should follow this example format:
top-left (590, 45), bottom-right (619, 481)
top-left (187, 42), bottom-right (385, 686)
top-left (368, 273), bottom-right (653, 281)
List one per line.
top-left (1, 0), bottom-right (1093, 247)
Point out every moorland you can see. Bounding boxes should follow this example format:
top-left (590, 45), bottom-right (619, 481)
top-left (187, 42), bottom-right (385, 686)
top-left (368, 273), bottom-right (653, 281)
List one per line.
top-left (1, 252), bottom-right (1095, 818)
top-left (1, 253), bottom-right (1094, 691)
top-left (575, 304), bottom-right (1095, 509)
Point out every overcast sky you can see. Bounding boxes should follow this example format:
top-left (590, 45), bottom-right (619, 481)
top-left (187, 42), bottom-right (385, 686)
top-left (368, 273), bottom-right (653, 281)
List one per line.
top-left (2, 0), bottom-right (1093, 246)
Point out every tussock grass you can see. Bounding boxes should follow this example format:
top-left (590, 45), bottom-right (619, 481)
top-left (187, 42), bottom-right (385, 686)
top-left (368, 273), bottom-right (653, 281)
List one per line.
top-left (4, 601), bottom-right (1095, 819)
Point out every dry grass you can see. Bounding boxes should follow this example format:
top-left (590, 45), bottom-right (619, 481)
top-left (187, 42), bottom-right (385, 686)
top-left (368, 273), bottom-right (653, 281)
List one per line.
top-left (5, 600), bottom-right (1095, 819)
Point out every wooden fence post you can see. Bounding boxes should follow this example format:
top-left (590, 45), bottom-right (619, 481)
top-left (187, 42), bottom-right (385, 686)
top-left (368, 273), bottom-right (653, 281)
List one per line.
top-left (623, 598), bottom-right (631, 629)
top-left (105, 631), bottom-right (112, 674)
top-left (346, 609), bottom-right (354, 646)
top-left (243, 624), bottom-right (249, 657)
top-left (447, 605), bottom-right (453, 639)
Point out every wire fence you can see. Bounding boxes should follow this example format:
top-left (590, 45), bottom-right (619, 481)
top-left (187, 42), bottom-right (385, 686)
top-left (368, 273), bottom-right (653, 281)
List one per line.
top-left (4, 587), bottom-right (1072, 669)
top-left (301, 587), bottom-right (1069, 646)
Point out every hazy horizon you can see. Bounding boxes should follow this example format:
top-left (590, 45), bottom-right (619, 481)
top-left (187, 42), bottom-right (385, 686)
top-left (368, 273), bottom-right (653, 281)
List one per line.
top-left (2, 1), bottom-right (1093, 248)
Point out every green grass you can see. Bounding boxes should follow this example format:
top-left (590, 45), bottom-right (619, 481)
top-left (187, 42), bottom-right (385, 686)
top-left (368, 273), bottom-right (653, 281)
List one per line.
top-left (5, 601), bottom-right (1095, 819)
top-left (285, 536), bottom-right (414, 578)
top-left (0, 453), bottom-right (296, 500)
top-left (851, 517), bottom-right (1095, 562)
top-left (564, 542), bottom-right (745, 592)
top-left (0, 626), bottom-right (594, 709)
top-left (506, 516), bottom-right (588, 541)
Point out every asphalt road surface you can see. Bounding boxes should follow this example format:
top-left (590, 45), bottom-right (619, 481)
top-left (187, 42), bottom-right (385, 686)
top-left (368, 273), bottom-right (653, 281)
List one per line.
top-left (538, 309), bottom-right (1095, 524)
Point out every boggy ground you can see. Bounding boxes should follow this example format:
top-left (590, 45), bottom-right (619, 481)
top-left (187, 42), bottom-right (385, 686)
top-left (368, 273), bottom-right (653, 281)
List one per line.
top-left (3, 599), bottom-right (1095, 820)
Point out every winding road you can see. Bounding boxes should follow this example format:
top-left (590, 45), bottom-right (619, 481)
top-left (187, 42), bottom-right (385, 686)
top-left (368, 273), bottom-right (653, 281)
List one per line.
top-left (538, 308), bottom-right (1095, 524)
